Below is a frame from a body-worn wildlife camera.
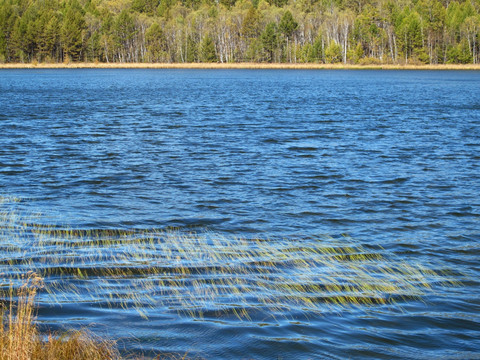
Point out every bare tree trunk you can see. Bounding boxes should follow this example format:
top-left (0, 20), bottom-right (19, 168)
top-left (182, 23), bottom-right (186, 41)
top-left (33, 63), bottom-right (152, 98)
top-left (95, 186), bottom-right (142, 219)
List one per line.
top-left (104, 38), bottom-right (109, 63)
top-left (294, 37), bottom-right (297, 63)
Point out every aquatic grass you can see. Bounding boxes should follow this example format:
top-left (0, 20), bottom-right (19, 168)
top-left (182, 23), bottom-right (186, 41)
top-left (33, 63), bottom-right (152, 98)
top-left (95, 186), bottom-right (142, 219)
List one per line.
top-left (0, 196), bottom-right (459, 323)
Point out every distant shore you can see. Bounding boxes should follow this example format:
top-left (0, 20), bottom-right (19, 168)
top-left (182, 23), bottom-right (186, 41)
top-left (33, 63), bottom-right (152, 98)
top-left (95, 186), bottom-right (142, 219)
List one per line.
top-left (1, 62), bottom-right (480, 70)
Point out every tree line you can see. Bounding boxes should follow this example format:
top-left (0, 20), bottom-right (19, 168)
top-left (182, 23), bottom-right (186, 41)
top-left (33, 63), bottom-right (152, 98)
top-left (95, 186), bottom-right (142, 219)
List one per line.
top-left (1, 0), bottom-right (479, 64)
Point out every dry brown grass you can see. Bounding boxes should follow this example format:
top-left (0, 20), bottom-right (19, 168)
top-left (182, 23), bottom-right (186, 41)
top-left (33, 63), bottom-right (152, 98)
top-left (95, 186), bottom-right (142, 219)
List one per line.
top-left (1, 62), bottom-right (480, 70)
top-left (0, 273), bottom-right (120, 360)
top-left (0, 272), bottom-right (196, 360)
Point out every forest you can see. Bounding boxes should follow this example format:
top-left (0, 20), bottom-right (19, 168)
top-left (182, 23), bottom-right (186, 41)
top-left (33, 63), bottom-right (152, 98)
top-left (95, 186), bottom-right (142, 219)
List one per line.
top-left (0, 0), bottom-right (479, 64)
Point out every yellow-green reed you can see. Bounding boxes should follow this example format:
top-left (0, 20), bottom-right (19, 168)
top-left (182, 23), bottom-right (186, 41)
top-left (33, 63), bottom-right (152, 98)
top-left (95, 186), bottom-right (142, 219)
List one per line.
top-left (0, 195), bottom-right (459, 321)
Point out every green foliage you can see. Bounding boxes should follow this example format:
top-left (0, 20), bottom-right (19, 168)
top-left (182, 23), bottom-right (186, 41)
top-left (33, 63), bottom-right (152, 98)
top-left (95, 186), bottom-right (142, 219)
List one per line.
top-left (200, 34), bottom-right (217, 62)
top-left (447, 39), bottom-right (472, 63)
top-left (312, 36), bottom-right (324, 62)
top-left (267, 0), bottom-right (287, 7)
top-left (395, 8), bottom-right (424, 63)
top-left (113, 10), bottom-right (137, 61)
top-left (245, 38), bottom-right (263, 62)
top-left (38, 12), bottom-right (61, 61)
top-left (157, 0), bottom-right (175, 17)
top-left (242, 6), bottom-right (260, 39)
top-left (325, 40), bottom-right (342, 63)
top-left (279, 10), bottom-right (298, 39)
top-left (347, 42), bottom-right (364, 63)
top-left (185, 35), bottom-right (198, 62)
top-left (415, 0), bottom-right (445, 33)
top-left (132, 0), bottom-right (160, 15)
top-left (219, 0), bottom-right (236, 8)
top-left (0, 0), bottom-right (479, 64)
top-left (0, 1), bottom-right (17, 62)
top-left (261, 22), bottom-right (277, 62)
top-left (61, 0), bottom-right (86, 61)
top-left (300, 43), bottom-right (313, 62)
top-left (145, 22), bottom-right (167, 62)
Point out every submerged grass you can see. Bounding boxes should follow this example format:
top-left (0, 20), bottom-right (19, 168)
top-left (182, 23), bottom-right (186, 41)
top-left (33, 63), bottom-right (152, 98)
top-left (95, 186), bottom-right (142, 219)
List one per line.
top-left (0, 195), bottom-right (459, 322)
top-left (0, 195), bottom-right (461, 358)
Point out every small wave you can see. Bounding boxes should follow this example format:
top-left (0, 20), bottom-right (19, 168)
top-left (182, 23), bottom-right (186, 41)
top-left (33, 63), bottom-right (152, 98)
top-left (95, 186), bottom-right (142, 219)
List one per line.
top-left (263, 138), bottom-right (280, 144)
top-left (381, 177), bottom-right (410, 184)
top-left (287, 146), bottom-right (318, 152)
top-left (165, 217), bottom-right (231, 228)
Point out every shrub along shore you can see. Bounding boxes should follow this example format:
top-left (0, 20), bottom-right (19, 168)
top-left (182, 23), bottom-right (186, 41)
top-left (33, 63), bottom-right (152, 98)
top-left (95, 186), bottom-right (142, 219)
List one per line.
top-left (1, 62), bottom-right (480, 70)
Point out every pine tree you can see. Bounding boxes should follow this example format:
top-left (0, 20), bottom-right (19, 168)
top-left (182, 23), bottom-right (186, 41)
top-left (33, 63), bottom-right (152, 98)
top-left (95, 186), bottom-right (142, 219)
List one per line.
top-left (145, 22), bottom-right (167, 62)
top-left (200, 35), bottom-right (216, 62)
top-left (261, 22), bottom-right (277, 62)
top-left (61, 0), bottom-right (86, 61)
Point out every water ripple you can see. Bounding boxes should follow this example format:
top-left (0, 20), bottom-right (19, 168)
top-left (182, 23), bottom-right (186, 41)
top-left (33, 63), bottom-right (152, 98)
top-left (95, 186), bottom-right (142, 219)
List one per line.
top-left (0, 69), bottom-right (479, 358)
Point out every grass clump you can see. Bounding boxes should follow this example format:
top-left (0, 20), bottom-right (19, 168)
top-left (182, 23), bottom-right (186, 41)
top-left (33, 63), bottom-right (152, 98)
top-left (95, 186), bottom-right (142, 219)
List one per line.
top-left (0, 273), bottom-right (119, 360)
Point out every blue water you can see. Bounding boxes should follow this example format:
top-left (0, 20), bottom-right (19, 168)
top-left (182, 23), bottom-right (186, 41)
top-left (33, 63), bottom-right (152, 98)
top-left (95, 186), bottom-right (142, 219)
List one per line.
top-left (0, 69), bottom-right (479, 359)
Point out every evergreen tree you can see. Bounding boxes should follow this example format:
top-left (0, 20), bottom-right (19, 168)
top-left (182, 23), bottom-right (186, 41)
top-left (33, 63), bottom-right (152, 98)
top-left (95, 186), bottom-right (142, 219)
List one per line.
top-left (0, 1), bottom-right (16, 62)
top-left (279, 10), bottom-right (298, 40)
top-left (261, 22), bottom-right (277, 62)
top-left (38, 12), bottom-right (60, 61)
top-left (145, 22), bottom-right (167, 62)
top-left (279, 10), bottom-right (298, 62)
top-left (186, 35), bottom-right (198, 63)
top-left (242, 7), bottom-right (260, 40)
top-left (61, 0), bottom-right (86, 61)
top-left (200, 35), bottom-right (216, 62)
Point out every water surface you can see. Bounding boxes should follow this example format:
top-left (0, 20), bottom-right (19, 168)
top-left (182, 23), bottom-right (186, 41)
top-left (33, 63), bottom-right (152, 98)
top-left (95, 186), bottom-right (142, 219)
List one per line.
top-left (0, 69), bottom-right (479, 359)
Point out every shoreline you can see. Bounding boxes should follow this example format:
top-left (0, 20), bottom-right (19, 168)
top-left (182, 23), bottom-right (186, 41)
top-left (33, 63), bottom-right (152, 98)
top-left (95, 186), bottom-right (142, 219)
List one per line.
top-left (1, 62), bottom-right (480, 70)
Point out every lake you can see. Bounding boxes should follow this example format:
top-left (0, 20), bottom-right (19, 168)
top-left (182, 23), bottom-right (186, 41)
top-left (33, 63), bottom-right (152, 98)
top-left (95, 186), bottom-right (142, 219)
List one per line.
top-left (0, 69), bottom-right (479, 359)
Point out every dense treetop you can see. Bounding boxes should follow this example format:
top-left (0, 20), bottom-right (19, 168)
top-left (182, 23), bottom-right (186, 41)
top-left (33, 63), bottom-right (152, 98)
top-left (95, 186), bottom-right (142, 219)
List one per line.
top-left (1, 0), bottom-right (479, 63)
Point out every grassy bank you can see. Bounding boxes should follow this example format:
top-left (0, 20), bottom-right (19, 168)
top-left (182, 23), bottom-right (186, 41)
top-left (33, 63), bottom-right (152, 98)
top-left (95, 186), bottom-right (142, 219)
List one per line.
top-left (1, 62), bottom-right (480, 70)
